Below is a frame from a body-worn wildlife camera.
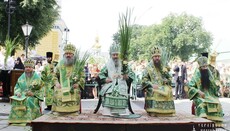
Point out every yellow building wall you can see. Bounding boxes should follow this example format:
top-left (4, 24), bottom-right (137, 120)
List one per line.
top-left (15, 30), bottom-right (60, 59)
top-left (36, 31), bottom-right (60, 57)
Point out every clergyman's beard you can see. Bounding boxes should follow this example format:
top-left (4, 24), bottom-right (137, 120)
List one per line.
top-left (154, 60), bottom-right (161, 70)
top-left (200, 69), bottom-right (210, 89)
top-left (25, 72), bottom-right (33, 78)
top-left (113, 58), bottom-right (119, 67)
top-left (64, 56), bottom-right (74, 66)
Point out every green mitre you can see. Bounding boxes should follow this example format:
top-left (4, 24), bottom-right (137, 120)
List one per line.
top-left (109, 43), bottom-right (120, 55)
top-left (197, 56), bottom-right (208, 68)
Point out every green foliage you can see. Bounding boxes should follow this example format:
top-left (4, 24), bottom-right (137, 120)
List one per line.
top-left (0, 0), bottom-right (59, 48)
top-left (70, 49), bottom-right (90, 93)
top-left (119, 8), bottom-right (135, 61)
top-left (4, 36), bottom-right (20, 67)
top-left (129, 25), bottom-right (151, 60)
top-left (155, 13), bottom-right (212, 61)
top-left (118, 8), bottom-right (135, 74)
top-left (160, 47), bottom-right (171, 67)
top-left (73, 49), bottom-right (90, 81)
top-left (113, 12), bottom-right (213, 62)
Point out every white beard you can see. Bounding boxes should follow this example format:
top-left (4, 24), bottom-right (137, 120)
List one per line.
top-left (113, 58), bottom-right (119, 67)
top-left (63, 56), bottom-right (74, 66)
top-left (106, 58), bottom-right (122, 81)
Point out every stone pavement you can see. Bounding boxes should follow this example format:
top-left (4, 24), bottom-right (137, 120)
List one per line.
top-left (0, 98), bottom-right (230, 131)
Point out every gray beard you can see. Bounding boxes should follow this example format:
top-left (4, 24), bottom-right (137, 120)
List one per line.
top-left (25, 72), bottom-right (33, 78)
top-left (113, 58), bottom-right (119, 67)
top-left (64, 57), bottom-right (74, 66)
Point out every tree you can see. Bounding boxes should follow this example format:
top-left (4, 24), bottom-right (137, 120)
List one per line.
top-left (113, 12), bottom-right (213, 61)
top-left (113, 24), bottom-right (148, 61)
top-left (0, 0), bottom-right (59, 49)
top-left (153, 13), bottom-right (213, 61)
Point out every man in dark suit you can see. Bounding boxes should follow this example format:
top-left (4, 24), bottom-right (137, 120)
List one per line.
top-left (180, 62), bottom-right (188, 98)
top-left (173, 61), bottom-right (187, 99)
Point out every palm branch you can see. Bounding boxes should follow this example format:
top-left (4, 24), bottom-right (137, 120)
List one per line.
top-left (160, 47), bottom-right (171, 71)
top-left (70, 49), bottom-right (90, 93)
top-left (4, 36), bottom-right (20, 68)
top-left (118, 8), bottom-right (135, 74)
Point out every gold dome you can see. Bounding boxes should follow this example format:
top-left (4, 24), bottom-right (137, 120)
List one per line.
top-left (92, 35), bottom-right (101, 49)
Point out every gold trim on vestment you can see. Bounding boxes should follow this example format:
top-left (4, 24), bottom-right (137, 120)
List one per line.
top-left (52, 105), bottom-right (80, 113)
top-left (148, 112), bottom-right (175, 117)
top-left (146, 108), bottom-right (175, 113)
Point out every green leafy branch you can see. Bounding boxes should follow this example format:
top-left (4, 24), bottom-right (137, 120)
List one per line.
top-left (160, 47), bottom-right (171, 67)
top-left (70, 49), bottom-right (90, 94)
top-left (4, 36), bottom-right (20, 68)
top-left (119, 8), bottom-right (135, 74)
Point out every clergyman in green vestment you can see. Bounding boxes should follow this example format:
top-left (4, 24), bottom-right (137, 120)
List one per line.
top-left (8, 58), bottom-right (44, 125)
top-left (141, 46), bottom-right (175, 117)
top-left (41, 52), bottom-right (55, 110)
top-left (98, 43), bottom-right (135, 116)
top-left (52, 44), bottom-right (84, 114)
top-left (188, 56), bottom-right (223, 126)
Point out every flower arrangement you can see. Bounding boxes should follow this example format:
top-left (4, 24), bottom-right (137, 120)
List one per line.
top-left (70, 49), bottom-right (90, 94)
top-left (118, 8), bottom-right (135, 75)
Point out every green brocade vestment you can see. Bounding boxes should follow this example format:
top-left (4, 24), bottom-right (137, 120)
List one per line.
top-left (52, 60), bottom-right (84, 113)
top-left (142, 62), bottom-right (175, 116)
top-left (8, 72), bottom-right (43, 124)
top-left (41, 62), bottom-right (55, 106)
top-left (98, 59), bottom-right (135, 115)
top-left (188, 68), bottom-right (223, 123)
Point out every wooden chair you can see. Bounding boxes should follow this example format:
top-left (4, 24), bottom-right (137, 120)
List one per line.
top-left (94, 76), bottom-right (134, 114)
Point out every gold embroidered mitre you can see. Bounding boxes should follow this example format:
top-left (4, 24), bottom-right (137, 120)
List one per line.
top-left (209, 52), bottom-right (218, 66)
top-left (64, 43), bottom-right (76, 54)
top-left (152, 46), bottom-right (161, 56)
top-left (24, 58), bottom-right (35, 67)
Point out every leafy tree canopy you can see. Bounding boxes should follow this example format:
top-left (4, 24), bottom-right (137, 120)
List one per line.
top-left (0, 0), bottom-right (59, 49)
top-left (113, 12), bottom-right (213, 62)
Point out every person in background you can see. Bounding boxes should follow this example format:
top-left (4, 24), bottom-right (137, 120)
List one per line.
top-left (0, 47), bottom-right (15, 97)
top-left (41, 52), bottom-right (55, 111)
top-left (84, 63), bottom-right (91, 82)
top-left (188, 56), bottom-right (223, 126)
top-left (173, 60), bottom-right (188, 99)
top-left (20, 54), bottom-right (26, 64)
top-left (173, 60), bottom-right (180, 99)
top-left (8, 58), bottom-right (43, 125)
top-left (91, 64), bottom-right (100, 98)
top-left (0, 47), bottom-right (4, 69)
top-left (35, 60), bottom-right (43, 76)
top-left (13, 57), bottom-right (25, 70)
top-left (141, 46), bottom-right (175, 117)
top-left (222, 82), bottom-right (230, 97)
